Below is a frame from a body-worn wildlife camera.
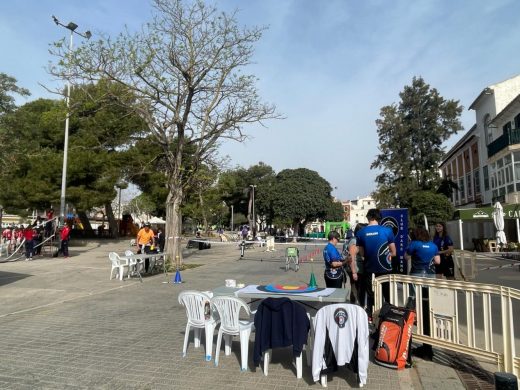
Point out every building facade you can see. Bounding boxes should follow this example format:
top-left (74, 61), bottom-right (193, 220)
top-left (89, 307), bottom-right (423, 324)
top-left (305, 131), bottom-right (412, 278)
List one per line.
top-left (342, 196), bottom-right (376, 227)
top-left (440, 75), bottom-right (520, 248)
top-left (440, 75), bottom-right (520, 207)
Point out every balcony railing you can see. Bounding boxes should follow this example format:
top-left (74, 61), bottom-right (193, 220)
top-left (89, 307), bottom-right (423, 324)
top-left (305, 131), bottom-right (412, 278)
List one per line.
top-left (487, 127), bottom-right (520, 157)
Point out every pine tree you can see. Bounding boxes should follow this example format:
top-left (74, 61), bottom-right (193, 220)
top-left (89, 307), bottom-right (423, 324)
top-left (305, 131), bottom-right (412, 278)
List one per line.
top-left (371, 77), bottom-right (463, 208)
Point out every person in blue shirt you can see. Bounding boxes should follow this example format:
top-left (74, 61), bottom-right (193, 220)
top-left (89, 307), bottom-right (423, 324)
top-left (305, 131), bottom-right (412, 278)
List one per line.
top-left (406, 227), bottom-right (440, 361)
top-left (323, 231), bottom-right (347, 288)
top-left (406, 227), bottom-right (440, 277)
top-left (356, 208), bottom-right (396, 318)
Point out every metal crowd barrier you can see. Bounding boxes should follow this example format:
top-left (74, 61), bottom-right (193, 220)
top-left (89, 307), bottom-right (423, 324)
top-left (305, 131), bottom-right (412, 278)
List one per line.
top-left (373, 274), bottom-right (520, 380)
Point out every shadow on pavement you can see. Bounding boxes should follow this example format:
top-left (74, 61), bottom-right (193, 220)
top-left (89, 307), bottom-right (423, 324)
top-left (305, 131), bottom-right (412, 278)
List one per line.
top-left (432, 349), bottom-right (494, 389)
top-left (0, 270), bottom-right (31, 287)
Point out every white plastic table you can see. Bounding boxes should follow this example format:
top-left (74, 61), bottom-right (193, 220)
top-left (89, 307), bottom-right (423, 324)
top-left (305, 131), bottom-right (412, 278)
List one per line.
top-left (124, 252), bottom-right (166, 281)
top-left (212, 285), bottom-right (349, 303)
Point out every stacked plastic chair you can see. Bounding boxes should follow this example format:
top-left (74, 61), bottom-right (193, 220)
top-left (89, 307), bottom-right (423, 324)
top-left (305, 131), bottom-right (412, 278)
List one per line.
top-left (108, 252), bottom-right (130, 281)
top-left (178, 291), bottom-right (220, 361)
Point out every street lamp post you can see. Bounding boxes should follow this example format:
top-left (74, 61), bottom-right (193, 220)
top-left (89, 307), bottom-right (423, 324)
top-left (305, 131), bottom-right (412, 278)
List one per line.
top-left (115, 181), bottom-right (128, 222)
top-left (249, 185), bottom-right (257, 236)
top-left (0, 205), bottom-right (3, 237)
top-left (52, 16), bottom-right (91, 226)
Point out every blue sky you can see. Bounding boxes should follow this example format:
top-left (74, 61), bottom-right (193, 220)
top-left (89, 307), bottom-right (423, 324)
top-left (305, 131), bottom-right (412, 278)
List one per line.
top-left (1, 0), bottom-right (520, 201)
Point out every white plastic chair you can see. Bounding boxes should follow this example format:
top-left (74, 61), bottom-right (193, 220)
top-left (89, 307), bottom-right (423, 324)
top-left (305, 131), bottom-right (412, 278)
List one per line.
top-left (263, 348), bottom-right (304, 378)
top-left (178, 291), bottom-right (219, 361)
top-left (211, 296), bottom-right (254, 371)
top-left (108, 252), bottom-right (129, 281)
top-left (124, 250), bottom-right (140, 277)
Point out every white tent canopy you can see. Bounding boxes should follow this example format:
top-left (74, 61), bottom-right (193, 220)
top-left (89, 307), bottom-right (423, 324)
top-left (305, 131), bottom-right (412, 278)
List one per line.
top-left (148, 216), bottom-right (166, 224)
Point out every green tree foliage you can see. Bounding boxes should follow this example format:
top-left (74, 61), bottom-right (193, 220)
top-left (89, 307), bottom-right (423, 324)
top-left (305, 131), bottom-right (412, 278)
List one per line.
top-left (49, 0), bottom-right (280, 260)
top-left (68, 83), bottom-right (145, 212)
top-left (217, 162), bottom-right (276, 228)
top-left (124, 136), bottom-right (170, 217)
top-left (182, 164), bottom-right (224, 230)
top-left (0, 73), bottom-right (30, 115)
top-left (371, 77), bottom-right (463, 209)
top-left (409, 191), bottom-right (454, 227)
top-left (0, 99), bottom-right (65, 212)
top-left (0, 73), bottom-right (31, 213)
top-left (271, 168), bottom-right (335, 234)
top-left (0, 82), bottom-right (145, 236)
top-left (126, 193), bottom-right (157, 218)
top-left (325, 200), bottom-right (345, 222)
top-left (436, 177), bottom-right (459, 198)
top-left (125, 137), bottom-right (225, 226)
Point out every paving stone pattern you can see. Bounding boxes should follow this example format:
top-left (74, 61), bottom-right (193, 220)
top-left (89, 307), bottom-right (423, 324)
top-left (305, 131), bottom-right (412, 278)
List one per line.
top-left (0, 239), bottom-right (467, 389)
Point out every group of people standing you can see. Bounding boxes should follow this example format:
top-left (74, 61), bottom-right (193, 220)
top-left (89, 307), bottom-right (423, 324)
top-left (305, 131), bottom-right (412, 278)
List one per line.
top-left (323, 208), bottom-right (454, 361)
top-left (323, 208), bottom-right (454, 320)
top-left (2, 226), bottom-right (44, 259)
top-left (1, 216), bottom-right (71, 260)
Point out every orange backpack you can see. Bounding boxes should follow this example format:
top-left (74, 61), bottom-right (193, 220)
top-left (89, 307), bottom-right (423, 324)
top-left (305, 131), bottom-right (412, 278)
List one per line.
top-left (374, 302), bottom-right (415, 369)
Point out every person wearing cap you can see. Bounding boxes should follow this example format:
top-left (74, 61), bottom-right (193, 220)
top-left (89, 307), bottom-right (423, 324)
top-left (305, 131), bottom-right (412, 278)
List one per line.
top-left (137, 223), bottom-right (155, 253)
top-left (136, 223), bottom-right (155, 271)
top-left (322, 231), bottom-right (347, 288)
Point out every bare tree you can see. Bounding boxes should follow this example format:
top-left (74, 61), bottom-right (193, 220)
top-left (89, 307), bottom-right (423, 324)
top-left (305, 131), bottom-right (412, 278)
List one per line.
top-left (49, 0), bottom-right (280, 262)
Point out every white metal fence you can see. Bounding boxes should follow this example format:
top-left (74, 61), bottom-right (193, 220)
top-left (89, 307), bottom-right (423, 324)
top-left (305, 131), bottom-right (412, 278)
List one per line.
top-left (373, 274), bottom-right (520, 379)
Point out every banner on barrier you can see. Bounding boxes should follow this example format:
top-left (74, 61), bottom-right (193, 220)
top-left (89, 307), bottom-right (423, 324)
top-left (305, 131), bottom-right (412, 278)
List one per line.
top-left (381, 208), bottom-right (408, 274)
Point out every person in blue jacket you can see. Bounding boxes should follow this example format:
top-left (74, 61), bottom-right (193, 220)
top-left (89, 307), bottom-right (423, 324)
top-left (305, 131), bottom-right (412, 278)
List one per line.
top-left (323, 231), bottom-right (347, 288)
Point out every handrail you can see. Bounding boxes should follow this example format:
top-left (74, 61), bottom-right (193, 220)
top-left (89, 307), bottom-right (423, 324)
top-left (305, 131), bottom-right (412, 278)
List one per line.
top-left (373, 274), bottom-right (519, 380)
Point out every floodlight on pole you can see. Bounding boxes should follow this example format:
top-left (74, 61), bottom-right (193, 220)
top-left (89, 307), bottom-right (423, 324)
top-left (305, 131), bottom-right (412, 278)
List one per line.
top-left (52, 15), bottom-right (91, 226)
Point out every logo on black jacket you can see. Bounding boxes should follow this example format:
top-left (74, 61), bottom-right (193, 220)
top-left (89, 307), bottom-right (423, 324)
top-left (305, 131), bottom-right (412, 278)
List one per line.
top-left (334, 308), bottom-right (348, 328)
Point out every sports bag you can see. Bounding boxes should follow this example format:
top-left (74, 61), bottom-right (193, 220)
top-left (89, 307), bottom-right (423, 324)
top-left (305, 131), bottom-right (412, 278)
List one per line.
top-left (373, 301), bottom-right (415, 369)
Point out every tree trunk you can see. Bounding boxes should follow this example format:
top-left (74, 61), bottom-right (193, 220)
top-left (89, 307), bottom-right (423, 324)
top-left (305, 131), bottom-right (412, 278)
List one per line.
top-left (292, 221), bottom-right (299, 243)
top-left (105, 202), bottom-right (119, 238)
top-left (77, 211), bottom-right (94, 237)
top-left (165, 186), bottom-right (183, 268)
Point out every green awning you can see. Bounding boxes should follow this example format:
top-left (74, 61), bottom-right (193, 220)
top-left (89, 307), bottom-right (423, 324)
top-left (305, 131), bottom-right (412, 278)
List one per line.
top-left (454, 204), bottom-right (520, 220)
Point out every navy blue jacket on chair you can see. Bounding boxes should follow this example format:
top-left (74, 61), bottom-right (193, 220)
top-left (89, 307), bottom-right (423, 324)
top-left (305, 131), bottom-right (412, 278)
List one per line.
top-left (253, 297), bottom-right (310, 366)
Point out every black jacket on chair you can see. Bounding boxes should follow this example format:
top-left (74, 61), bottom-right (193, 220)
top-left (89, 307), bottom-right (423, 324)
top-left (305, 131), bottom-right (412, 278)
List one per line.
top-left (253, 297), bottom-right (310, 366)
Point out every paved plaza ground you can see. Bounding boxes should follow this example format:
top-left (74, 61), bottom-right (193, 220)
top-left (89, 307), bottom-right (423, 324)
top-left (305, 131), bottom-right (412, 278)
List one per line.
top-left (0, 238), bottom-right (481, 389)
